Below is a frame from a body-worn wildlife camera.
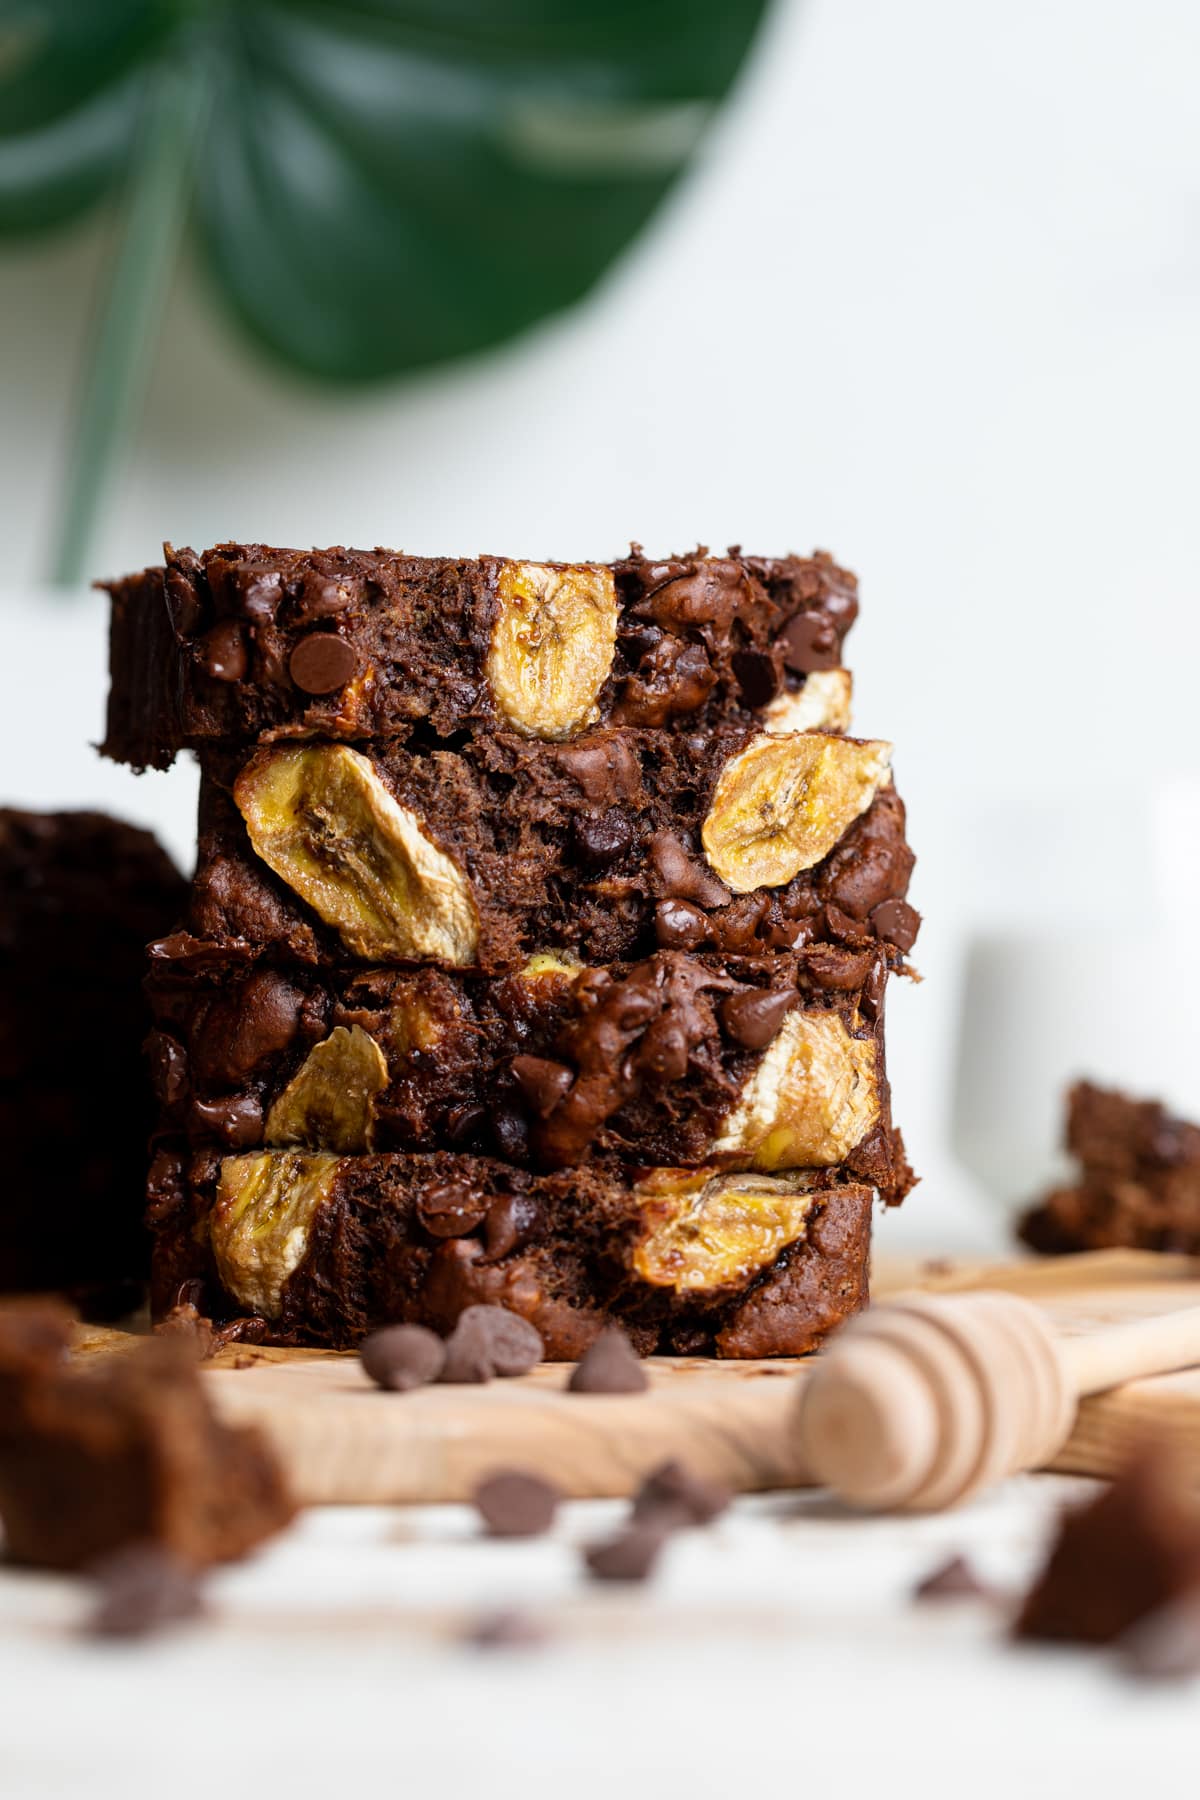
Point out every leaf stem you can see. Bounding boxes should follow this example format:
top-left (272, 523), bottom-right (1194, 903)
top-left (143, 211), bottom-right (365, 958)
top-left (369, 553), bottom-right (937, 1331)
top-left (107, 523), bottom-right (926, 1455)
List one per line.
top-left (52, 50), bottom-right (210, 586)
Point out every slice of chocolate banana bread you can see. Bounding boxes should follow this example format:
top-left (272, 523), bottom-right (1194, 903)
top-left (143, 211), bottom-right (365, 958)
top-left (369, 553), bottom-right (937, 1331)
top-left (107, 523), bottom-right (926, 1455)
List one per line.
top-left (148, 1146), bottom-right (874, 1358)
top-left (103, 544), bottom-right (858, 770)
top-left (185, 728), bottom-right (919, 973)
top-left (144, 944), bottom-right (909, 1199)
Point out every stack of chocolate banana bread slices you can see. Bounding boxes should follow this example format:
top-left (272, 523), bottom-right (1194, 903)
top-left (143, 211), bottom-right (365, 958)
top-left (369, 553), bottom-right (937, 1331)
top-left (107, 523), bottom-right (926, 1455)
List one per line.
top-left (104, 545), bottom-right (919, 1357)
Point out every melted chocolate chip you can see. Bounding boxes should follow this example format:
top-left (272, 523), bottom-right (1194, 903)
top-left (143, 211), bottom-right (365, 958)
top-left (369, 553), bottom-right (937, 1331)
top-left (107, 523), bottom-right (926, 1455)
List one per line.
top-left (655, 898), bottom-right (709, 950)
top-left (871, 898), bottom-right (921, 952)
top-left (720, 988), bottom-right (794, 1049)
top-left (193, 971), bottom-right (304, 1084)
top-left (198, 620), bottom-right (248, 682)
top-left (780, 612), bottom-right (839, 673)
top-left (360, 1323), bottom-right (446, 1391)
top-left (491, 1108), bottom-right (530, 1161)
top-left (416, 1177), bottom-right (488, 1239)
top-left (571, 810), bottom-right (634, 871)
top-left (511, 1054), bottom-right (574, 1118)
top-left (732, 647), bottom-right (780, 708)
top-left (238, 571), bottom-right (283, 624)
top-left (189, 1093), bottom-right (263, 1148)
top-left (482, 1192), bottom-right (540, 1262)
top-left (147, 1032), bottom-right (189, 1107)
top-left (288, 633), bottom-right (359, 694)
top-left (648, 832), bottom-right (729, 910)
top-left (474, 1470), bottom-right (560, 1538)
top-left (635, 1017), bottom-right (689, 1082)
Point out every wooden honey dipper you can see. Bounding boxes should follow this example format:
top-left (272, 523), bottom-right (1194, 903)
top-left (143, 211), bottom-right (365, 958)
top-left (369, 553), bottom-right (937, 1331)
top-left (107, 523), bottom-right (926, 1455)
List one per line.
top-left (795, 1289), bottom-right (1200, 1511)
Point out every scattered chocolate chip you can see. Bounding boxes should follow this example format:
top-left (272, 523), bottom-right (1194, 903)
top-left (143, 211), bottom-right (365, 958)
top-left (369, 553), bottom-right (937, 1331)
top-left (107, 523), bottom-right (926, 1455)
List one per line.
top-left (584, 1523), bottom-right (669, 1583)
top-left (571, 810), bottom-right (634, 871)
top-left (198, 620), bottom-right (248, 682)
top-left (416, 1178), bottom-right (488, 1239)
top-left (465, 1608), bottom-right (549, 1650)
top-left (870, 898), bottom-right (921, 952)
top-left (719, 988), bottom-right (794, 1050)
top-left (511, 1054), bottom-right (574, 1118)
top-left (779, 612), bottom-right (839, 674)
top-left (568, 1327), bottom-right (648, 1395)
top-left (441, 1306), bottom-right (544, 1384)
top-left (474, 1469), bottom-right (561, 1538)
top-left (288, 633), bottom-right (359, 694)
top-left (913, 1555), bottom-right (991, 1601)
top-left (85, 1544), bottom-right (206, 1639)
top-left (189, 1092), bottom-right (264, 1149)
top-left (1015, 1447), bottom-right (1200, 1645)
top-left (360, 1324), bottom-right (446, 1391)
top-left (153, 1303), bottom-right (215, 1360)
top-left (654, 898), bottom-right (709, 951)
top-left (632, 1459), bottom-right (730, 1529)
top-left (1120, 1598), bottom-right (1200, 1681)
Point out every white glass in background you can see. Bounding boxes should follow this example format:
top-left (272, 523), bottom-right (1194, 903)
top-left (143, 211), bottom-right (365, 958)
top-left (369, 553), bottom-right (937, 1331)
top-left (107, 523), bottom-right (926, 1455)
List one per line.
top-left (948, 777), bottom-right (1200, 1222)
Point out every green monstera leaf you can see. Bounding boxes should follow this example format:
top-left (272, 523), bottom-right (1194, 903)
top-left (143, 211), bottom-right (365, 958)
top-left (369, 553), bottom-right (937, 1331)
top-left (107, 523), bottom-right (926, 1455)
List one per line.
top-left (0, 1), bottom-right (770, 579)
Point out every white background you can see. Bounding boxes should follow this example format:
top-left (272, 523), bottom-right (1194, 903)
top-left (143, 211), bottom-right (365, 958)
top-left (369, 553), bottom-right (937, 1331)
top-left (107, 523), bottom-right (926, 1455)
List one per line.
top-left (3, 0), bottom-right (1200, 1244)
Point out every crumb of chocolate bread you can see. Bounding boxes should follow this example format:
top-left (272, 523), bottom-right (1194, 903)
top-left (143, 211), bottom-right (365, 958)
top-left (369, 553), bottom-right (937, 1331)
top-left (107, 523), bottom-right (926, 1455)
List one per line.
top-left (102, 545), bottom-right (860, 771)
top-left (0, 1305), bottom-right (295, 1571)
top-left (474, 1469), bottom-right (560, 1538)
top-left (155, 1148), bottom-right (874, 1358)
top-left (185, 729), bottom-right (917, 977)
top-left (1015, 1447), bottom-right (1200, 1645)
top-left (144, 944), bottom-right (908, 1200)
top-left (0, 809), bottom-right (186, 1295)
top-left (1019, 1081), bottom-right (1200, 1255)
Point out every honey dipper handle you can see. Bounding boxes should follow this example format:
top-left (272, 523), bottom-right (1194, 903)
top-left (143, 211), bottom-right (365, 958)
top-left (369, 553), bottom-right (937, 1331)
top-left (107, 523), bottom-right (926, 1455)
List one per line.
top-left (1058, 1304), bottom-right (1200, 1398)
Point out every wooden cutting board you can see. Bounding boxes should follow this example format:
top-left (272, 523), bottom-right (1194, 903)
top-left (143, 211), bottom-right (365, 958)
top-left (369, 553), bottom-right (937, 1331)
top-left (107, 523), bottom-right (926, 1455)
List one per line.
top-left (72, 1249), bottom-right (1200, 1504)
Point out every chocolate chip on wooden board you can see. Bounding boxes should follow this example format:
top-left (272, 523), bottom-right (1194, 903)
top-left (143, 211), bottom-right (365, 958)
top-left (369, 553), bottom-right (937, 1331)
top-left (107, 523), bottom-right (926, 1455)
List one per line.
top-left (464, 1608), bottom-right (550, 1651)
top-left (474, 1470), bottom-right (561, 1539)
top-left (85, 1544), bottom-right (206, 1640)
top-left (360, 1324), bottom-right (447, 1391)
top-left (567, 1326), bottom-right (648, 1394)
top-left (440, 1306), bottom-right (544, 1384)
top-left (1120, 1598), bottom-right (1200, 1681)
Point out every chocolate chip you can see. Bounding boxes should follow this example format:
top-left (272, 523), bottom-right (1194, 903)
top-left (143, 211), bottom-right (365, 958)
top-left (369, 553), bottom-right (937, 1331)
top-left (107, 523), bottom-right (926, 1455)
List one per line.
top-left (732, 647), bottom-right (780, 708)
top-left (635, 1017), bottom-right (689, 1083)
top-left (295, 574), bottom-right (351, 621)
top-left (85, 1545), bottom-right (205, 1639)
top-left (568, 1327), bottom-right (648, 1394)
top-left (655, 898), bottom-right (709, 951)
top-left (719, 988), bottom-right (794, 1050)
top-left (1121, 1599), bottom-right (1200, 1681)
top-left (416, 1177), bottom-right (488, 1239)
top-left (631, 1459), bottom-right (730, 1529)
top-left (465, 1608), bottom-right (549, 1650)
top-left (445, 1103), bottom-right (487, 1146)
top-left (511, 1054), bottom-right (574, 1118)
top-left (584, 1523), bottom-right (669, 1583)
top-left (490, 1107), bottom-right (530, 1161)
top-left (193, 971), bottom-right (303, 1084)
top-left (482, 1192), bottom-right (540, 1262)
top-left (823, 904), bottom-right (866, 944)
top-left (571, 810), bottom-right (634, 871)
top-left (474, 1469), bottom-right (561, 1538)
top-left (360, 1323), bottom-right (446, 1391)
top-left (441, 1305), bottom-right (544, 1384)
top-left (189, 1093), bottom-right (263, 1149)
top-left (147, 1032), bottom-right (189, 1107)
top-left (805, 947), bottom-right (876, 992)
top-left (779, 612), bottom-right (839, 674)
top-left (153, 1302), bottom-right (215, 1359)
top-left (648, 832), bottom-right (730, 909)
top-left (913, 1555), bottom-right (992, 1602)
top-left (238, 571), bottom-right (283, 623)
top-left (288, 632), bottom-right (359, 694)
top-left (198, 620), bottom-right (248, 682)
top-left (870, 898), bottom-right (921, 952)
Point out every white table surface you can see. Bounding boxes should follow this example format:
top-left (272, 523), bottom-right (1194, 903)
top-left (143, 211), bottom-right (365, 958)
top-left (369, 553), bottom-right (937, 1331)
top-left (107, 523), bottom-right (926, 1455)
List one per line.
top-left (0, 1472), bottom-right (1194, 1800)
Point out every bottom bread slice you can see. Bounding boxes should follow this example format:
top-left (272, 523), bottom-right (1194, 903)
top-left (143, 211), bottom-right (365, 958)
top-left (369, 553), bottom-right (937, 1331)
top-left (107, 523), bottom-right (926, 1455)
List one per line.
top-left (151, 1148), bottom-right (874, 1358)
